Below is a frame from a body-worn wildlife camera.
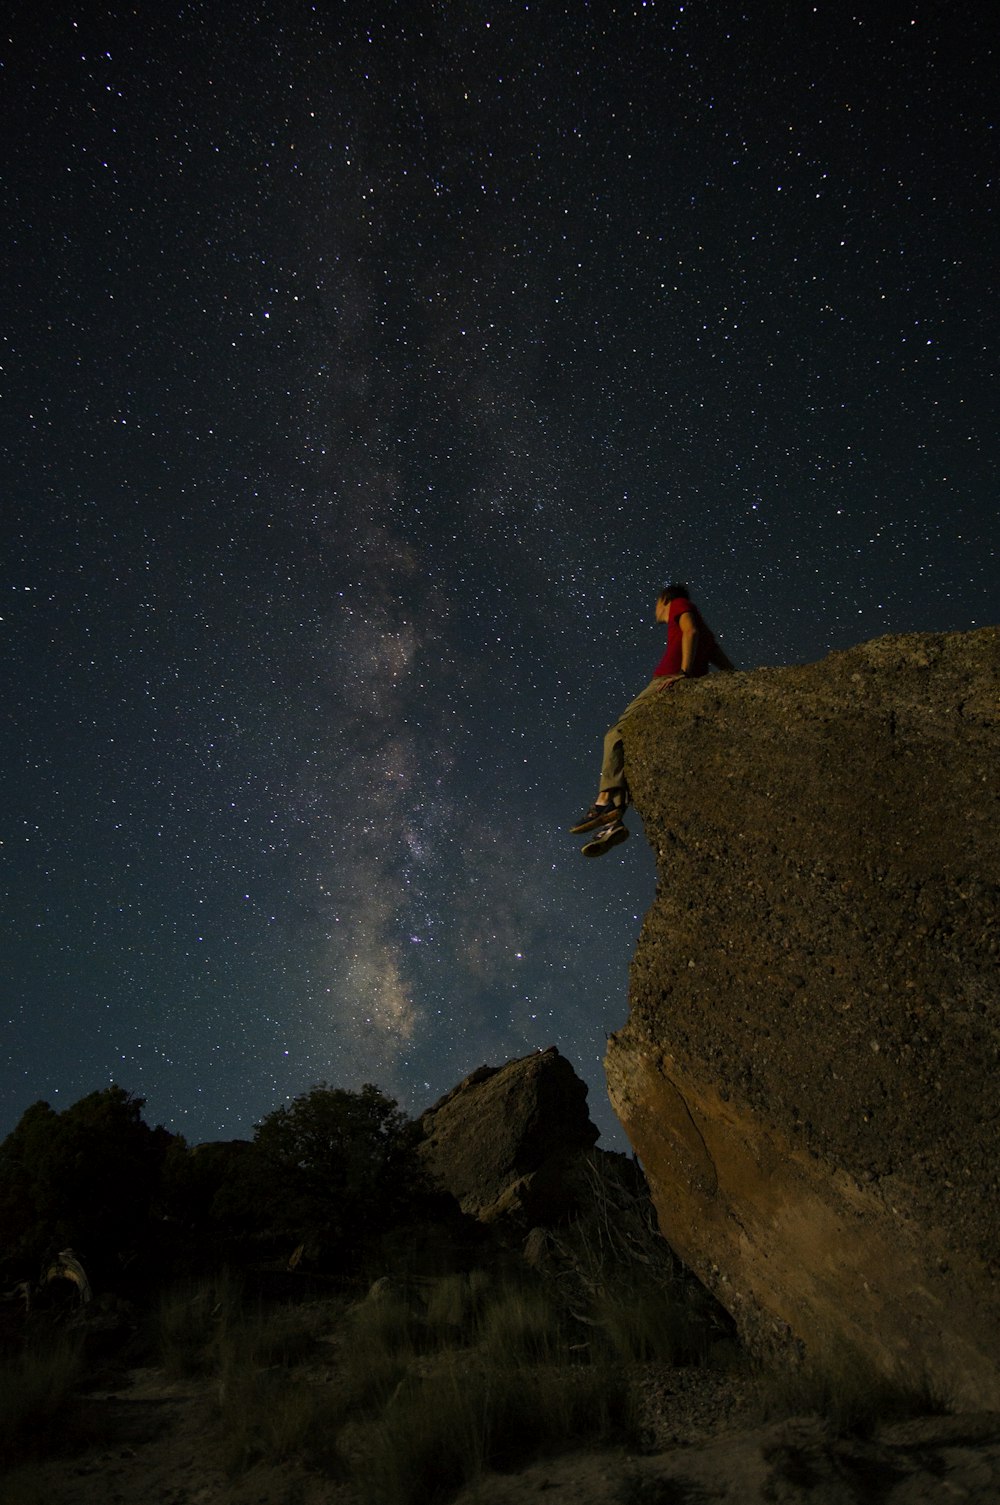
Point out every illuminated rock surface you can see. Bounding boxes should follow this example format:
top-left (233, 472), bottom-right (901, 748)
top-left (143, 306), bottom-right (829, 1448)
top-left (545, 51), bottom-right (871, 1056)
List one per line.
top-left (607, 627), bottom-right (1000, 1407)
top-left (417, 1046), bottom-right (600, 1225)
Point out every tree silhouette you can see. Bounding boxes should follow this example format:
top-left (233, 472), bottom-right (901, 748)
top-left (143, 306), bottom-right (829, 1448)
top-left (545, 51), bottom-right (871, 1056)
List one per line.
top-left (0, 1086), bottom-right (172, 1281)
top-left (243, 1083), bottom-right (426, 1266)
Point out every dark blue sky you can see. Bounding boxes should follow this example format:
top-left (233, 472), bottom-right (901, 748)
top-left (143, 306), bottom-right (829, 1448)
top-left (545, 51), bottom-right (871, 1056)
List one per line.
top-left (3, 1), bottom-right (997, 1148)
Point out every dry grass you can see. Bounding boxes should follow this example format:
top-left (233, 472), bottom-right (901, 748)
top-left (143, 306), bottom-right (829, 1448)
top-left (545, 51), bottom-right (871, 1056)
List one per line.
top-left (157, 1273), bottom-right (327, 1378)
top-left (0, 1464), bottom-right (51, 1505)
top-left (214, 1362), bottom-right (347, 1476)
top-left (477, 1281), bottom-right (566, 1364)
top-left (156, 1271), bottom-right (243, 1377)
top-left (155, 1275), bottom-right (348, 1474)
top-left (340, 1273), bottom-right (639, 1504)
top-left (0, 1334), bottom-right (86, 1466)
top-left (356, 1356), bottom-right (634, 1505)
top-left (589, 1274), bottom-right (721, 1366)
top-left (752, 1337), bottom-right (949, 1437)
top-left (210, 1265), bottom-right (732, 1499)
top-left (422, 1268), bottom-right (491, 1339)
top-left (21, 1271), bottom-right (952, 1505)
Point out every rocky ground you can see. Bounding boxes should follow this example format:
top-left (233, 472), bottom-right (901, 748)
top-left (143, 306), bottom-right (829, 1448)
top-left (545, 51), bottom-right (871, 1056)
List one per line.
top-left (5, 1351), bottom-right (1000, 1505)
top-left (457, 1412), bottom-right (1000, 1505)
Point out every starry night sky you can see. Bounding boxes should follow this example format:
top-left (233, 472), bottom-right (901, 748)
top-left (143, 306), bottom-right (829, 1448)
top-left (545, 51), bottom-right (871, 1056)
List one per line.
top-left (4, 2), bottom-right (997, 1149)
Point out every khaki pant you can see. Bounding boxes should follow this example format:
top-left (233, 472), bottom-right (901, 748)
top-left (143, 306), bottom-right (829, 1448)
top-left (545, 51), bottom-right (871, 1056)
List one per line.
top-left (600, 678), bottom-right (672, 796)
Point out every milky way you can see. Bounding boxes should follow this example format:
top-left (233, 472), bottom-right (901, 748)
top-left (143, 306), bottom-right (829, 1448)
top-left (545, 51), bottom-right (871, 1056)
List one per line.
top-left (3, 3), bottom-right (997, 1147)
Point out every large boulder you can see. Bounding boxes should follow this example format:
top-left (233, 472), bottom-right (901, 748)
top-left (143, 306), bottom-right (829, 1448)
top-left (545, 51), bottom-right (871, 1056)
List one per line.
top-left (417, 1047), bottom-right (599, 1226)
top-left (606, 627), bottom-right (1000, 1407)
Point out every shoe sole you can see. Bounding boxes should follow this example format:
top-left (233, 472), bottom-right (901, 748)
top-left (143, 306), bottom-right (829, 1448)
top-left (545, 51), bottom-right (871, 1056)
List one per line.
top-left (582, 823), bottom-right (629, 857)
top-left (569, 807), bottom-right (628, 835)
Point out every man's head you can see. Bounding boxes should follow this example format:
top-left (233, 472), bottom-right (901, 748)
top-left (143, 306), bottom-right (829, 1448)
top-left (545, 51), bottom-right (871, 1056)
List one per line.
top-left (655, 582), bottom-right (690, 621)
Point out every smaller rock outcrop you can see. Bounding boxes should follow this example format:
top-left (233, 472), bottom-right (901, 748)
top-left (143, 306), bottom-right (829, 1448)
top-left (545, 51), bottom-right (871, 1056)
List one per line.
top-left (417, 1047), bottom-right (727, 1345)
top-left (417, 1047), bottom-right (599, 1227)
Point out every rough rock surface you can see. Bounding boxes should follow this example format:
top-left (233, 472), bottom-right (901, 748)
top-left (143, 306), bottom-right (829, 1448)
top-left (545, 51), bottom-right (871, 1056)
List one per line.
top-left (605, 627), bottom-right (1000, 1407)
top-left (417, 1047), bottom-right (600, 1226)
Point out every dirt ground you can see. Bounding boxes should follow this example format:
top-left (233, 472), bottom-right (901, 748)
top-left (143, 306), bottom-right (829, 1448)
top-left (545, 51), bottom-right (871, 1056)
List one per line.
top-left (4, 1358), bottom-right (1000, 1505)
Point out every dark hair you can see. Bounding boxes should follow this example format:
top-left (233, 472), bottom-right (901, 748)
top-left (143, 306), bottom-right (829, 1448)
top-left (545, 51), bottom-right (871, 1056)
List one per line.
top-left (658, 582), bottom-right (691, 604)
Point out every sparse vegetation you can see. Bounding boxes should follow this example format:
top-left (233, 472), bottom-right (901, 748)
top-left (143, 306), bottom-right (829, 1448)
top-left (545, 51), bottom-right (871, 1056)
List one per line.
top-left (752, 1337), bottom-right (950, 1436)
top-left (156, 1270), bottom-right (245, 1377)
top-left (0, 1081), bottom-right (961, 1504)
top-left (422, 1267), bottom-right (491, 1339)
top-left (477, 1279), bottom-right (566, 1364)
top-left (158, 1274), bottom-right (331, 1379)
top-left (215, 1360), bottom-right (346, 1477)
top-left (158, 1267), bottom-right (649, 1492)
top-left (344, 1272), bottom-right (638, 1505)
top-left (170, 1250), bottom-right (735, 1497)
top-left (0, 1259), bottom-right (961, 1505)
top-left (517, 1153), bottom-right (737, 1377)
top-left (356, 1354), bottom-right (634, 1505)
top-left (590, 1275), bottom-right (711, 1365)
top-left (0, 1335), bottom-right (85, 1466)
top-left (155, 1274), bottom-right (348, 1474)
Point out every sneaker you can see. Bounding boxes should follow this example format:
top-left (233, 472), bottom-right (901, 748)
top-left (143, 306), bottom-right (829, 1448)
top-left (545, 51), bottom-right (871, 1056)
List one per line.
top-left (582, 820), bottom-right (630, 857)
top-left (569, 798), bottom-right (625, 834)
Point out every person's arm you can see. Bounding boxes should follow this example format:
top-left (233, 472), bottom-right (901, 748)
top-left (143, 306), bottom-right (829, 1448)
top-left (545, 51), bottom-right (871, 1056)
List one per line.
top-left (678, 611), bottom-right (699, 675)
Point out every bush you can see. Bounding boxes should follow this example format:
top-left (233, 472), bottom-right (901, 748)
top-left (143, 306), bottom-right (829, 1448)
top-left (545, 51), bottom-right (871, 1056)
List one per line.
top-left (0, 1088), bottom-right (172, 1283)
top-left (232, 1084), bottom-right (429, 1273)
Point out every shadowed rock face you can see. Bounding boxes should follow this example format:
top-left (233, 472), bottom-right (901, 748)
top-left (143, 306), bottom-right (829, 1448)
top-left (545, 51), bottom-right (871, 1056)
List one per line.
top-left (417, 1046), bottom-right (600, 1226)
top-left (606, 627), bottom-right (1000, 1407)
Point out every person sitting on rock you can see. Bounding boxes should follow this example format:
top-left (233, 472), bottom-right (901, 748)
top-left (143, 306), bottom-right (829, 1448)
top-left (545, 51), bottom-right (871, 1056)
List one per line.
top-left (570, 583), bottom-right (734, 849)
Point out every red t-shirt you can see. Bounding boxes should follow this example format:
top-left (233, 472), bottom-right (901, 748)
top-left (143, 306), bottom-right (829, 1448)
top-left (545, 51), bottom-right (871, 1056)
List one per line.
top-left (652, 597), bottom-right (714, 677)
